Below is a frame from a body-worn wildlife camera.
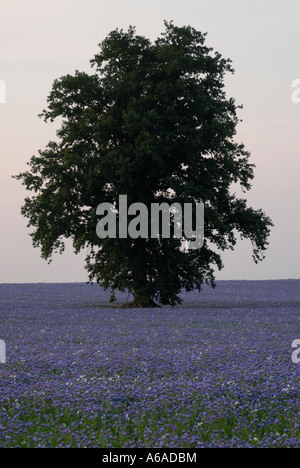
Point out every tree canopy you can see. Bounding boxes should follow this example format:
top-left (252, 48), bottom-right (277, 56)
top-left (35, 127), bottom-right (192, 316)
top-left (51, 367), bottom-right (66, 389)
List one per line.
top-left (14, 21), bottom-right (273, 307)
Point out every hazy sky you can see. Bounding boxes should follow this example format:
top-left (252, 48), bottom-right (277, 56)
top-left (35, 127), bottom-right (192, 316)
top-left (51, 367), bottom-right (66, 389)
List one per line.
top-left (0, 0), bottom-right (299, 283)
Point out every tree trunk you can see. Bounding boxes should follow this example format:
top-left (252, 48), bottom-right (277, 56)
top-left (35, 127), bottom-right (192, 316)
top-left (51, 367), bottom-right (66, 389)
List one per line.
top-left (120, 291), bottom-right (160, 308)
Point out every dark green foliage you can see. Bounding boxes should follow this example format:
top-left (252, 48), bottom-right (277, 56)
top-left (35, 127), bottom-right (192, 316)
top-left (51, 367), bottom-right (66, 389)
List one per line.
top-left (14, 22), bottom-right (273, 307)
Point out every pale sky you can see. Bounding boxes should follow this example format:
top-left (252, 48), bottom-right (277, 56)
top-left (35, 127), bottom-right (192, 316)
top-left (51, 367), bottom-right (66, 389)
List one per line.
top-left (0, 0), bottom-right (299, 283)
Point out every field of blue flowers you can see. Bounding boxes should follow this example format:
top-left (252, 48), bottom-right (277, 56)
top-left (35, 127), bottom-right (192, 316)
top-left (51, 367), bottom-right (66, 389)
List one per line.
top-left (0, 279), bottom-right (299, 448)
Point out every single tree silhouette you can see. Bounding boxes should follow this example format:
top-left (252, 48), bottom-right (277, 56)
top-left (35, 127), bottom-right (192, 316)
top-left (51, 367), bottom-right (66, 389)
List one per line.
top-left (14, 22), bottom-right (273, 307)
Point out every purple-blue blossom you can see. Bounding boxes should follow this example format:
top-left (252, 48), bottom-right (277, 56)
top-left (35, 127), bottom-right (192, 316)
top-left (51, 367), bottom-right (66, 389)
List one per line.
top-left (0, 280), bottom-right (299, 448)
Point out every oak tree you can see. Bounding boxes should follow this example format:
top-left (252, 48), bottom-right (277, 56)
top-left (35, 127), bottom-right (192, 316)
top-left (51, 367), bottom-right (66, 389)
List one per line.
top-left (14, 22), bottom-right (273, 307)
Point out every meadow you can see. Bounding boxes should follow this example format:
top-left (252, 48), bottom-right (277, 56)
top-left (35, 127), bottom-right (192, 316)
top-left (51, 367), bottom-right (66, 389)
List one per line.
top-left (0, 279), bottom-right (299, 448)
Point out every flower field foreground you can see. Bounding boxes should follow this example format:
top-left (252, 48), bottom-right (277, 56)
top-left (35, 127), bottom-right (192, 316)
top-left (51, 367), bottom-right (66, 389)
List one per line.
top-left (0, 280), bottom-right (299, 448)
